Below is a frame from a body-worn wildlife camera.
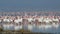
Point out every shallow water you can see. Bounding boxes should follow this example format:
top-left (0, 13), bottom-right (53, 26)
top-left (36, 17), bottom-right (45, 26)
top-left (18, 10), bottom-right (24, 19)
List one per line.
top-left (24, 24), bottom-right (60, 33)
top-left (2, 24), bottom-right (60, 33)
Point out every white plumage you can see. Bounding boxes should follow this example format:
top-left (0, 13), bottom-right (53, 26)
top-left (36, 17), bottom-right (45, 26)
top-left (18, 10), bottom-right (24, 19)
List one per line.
top-left (14, 18), bottom-right (22, 23)
top-left (52, 18), bottom-right (59, 22)
top-left (28, 18), bottom-right (33, 22)
top-left (3, 19), bottom-right (11, 22)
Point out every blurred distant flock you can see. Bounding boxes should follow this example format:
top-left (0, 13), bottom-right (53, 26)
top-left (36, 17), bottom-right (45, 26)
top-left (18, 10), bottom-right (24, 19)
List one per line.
top-left (0, 12), bottom-right (60, 31)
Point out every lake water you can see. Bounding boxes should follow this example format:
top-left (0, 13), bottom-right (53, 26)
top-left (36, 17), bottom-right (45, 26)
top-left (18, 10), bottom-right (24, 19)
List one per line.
top-left (2, 24), bottom-right (60, 33)
top-left (25, 24), bottom-right (60, 33)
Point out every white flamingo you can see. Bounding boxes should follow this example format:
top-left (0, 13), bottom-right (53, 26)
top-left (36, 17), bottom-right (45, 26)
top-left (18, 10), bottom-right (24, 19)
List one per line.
top-left (17, 18), bottom-right (23, 23)
top-left (43, 18), bottom-right (52, 24)
top-left (3, 18), bottom-right (11, 23)
top-left (28, 18), bottom-right (33, 22)
top-left (38, 17), bottom-right (43, 22)
top-left (52, 18), bottom-right (59, 28)
top-left (14, 18), bottom-right (23, 24)
top-left (52, 18), bottom-right (59, 22)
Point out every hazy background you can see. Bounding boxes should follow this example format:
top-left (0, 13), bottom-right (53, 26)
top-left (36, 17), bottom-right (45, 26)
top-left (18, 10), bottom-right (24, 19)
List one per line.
top-left (0, 0), bottom-right (60, 12)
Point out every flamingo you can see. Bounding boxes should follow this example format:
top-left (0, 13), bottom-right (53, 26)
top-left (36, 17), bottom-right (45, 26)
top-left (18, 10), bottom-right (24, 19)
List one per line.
top-left (52, 18), bottom-right (59, 22)
top-left (3, 18), bottom-right (11, 23)
top-left (38, 17), bottom-right (44, 22)
top-left (14, 18), bottom-right (23, 24)
top-left (43, 18), bottom-right (52, 24)
top-left (28, 18), bottom-right (33, 22)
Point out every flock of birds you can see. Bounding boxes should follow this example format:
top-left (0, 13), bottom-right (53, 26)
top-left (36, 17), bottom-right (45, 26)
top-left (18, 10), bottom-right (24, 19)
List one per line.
top-left (0, 16), bottom-right (60, 31)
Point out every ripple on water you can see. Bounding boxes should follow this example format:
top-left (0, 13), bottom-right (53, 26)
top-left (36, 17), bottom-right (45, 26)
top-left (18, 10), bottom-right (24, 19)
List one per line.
top-left (30, 24), bottom-right (60, 33)
top-left (2, 24), bottom-right (60, 33)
